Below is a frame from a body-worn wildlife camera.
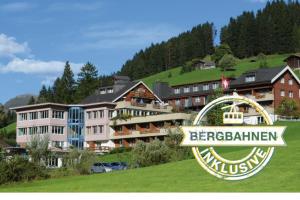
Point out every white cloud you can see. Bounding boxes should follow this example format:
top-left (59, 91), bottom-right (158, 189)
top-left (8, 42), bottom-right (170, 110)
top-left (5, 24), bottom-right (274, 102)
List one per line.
top-left (0, 2), bottom-right (34, 12)
top-left (0, 33), bottom-right (30, 57)
top-left (48, 2), bottom-right (102, 12)
top-left (41, 76), bottom-right (58, 86)
top-left (75, 23), bottom-right (180, 50)
top-left (0, 57), bottom-right (82, 75)
top-left (248, 0), bottom-right (269, 3)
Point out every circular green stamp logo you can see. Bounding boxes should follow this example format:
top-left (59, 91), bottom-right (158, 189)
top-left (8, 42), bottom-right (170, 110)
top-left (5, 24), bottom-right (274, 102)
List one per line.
top-left (180, 94), bottom-right (286, 180)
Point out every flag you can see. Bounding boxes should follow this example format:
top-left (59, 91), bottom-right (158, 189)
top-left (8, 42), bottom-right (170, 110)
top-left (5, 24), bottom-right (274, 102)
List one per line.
top-left (221, 75), bottom-right (230, 90)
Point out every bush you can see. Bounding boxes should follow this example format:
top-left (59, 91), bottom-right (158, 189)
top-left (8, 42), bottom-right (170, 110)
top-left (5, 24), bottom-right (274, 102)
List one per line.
top-left (218, 54), bottom-right (236, 71)
top-left (276, 98), bottom-right (300, 117)
top-left (75, 150), bottom-right (96, 175)
top-left (109, 147), bottom-right (132, 154)
top-left (132, 139), bottom-right (171, 167)
top-left (0, 156), bottom-right (49, 185)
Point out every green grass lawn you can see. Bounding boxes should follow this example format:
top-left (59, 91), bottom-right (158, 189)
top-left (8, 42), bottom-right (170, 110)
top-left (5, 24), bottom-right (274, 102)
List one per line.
top-left (0, 121), bottom-right (299, 192)
top-left (0, 122), bottom-right (16, 135)
top-left (142, 54), bottom-right (291, 88)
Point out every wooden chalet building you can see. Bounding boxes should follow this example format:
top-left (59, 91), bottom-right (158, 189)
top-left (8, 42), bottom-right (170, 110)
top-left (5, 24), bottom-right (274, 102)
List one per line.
top-left (154, 66), bottom-right (300, 124)
top-left (284, 53), bottom-right (300, 69)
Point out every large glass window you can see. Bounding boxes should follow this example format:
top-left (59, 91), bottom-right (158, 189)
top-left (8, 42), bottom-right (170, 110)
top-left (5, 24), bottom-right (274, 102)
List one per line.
top-left (29, 112), bottom-right (38, 120)
top-left (19, 113), bottom-right (27, 121)
top-left (52, 126), bottom-right (64, 134)
top-left (52, 110), bottom-right (64, 119)
top-left (40, 110), bottom-right (49, 119)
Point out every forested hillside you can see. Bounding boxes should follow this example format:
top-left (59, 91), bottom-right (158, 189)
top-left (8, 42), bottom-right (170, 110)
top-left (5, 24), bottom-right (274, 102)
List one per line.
top-left (220, 0), bottom-right (300, 58)
top-left (119, 22), bottom-right (215, 80)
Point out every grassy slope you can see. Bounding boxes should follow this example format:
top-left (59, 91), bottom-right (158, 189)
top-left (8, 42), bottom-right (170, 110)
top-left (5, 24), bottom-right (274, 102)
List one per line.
top-left (0, 121), bottom-right (299, 192)
top-left (142, 54), bottom-right (289, 88)
top-left (0, 123), bottom-right (16, 134)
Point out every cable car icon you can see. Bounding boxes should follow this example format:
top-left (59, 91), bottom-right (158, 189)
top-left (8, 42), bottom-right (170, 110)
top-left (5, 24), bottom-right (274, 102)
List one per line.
top-left (222, 102), bottom-right (244, 125)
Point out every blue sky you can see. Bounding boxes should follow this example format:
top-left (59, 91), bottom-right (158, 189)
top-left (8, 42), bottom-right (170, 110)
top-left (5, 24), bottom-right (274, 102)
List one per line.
top-left (0, 0), bottom-right (267, 103)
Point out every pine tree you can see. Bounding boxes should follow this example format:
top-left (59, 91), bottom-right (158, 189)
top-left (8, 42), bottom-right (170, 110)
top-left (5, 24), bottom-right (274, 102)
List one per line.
top-left (28, 96), bottom-right (36, 105)
top-left (37, 85), bottom-right (48, 103)
top-left (75, 62), bottom-right (99, 102)
top-left (60, 61), bottom-right (76, 104)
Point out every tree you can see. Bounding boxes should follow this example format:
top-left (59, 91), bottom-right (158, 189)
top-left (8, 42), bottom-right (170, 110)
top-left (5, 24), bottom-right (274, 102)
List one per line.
top-left (212, 44), bottom-right (232, 64)
top-left (27, 96), bottom-right (36, 105)
top-left (218, 54), bottom-right (236, 71)
top-left (37, 86), bottom-right (48, 103)
top-left (59, 61), bottom-right (76, 104)
top-left (206, 88), bottom-right (224, 125)
top-left (257, 53), bottom-right (268, 68)
top-left (27, 134), bottom-right (50, 166)
top-left (75, 62), bottom-right (99, 102)
top-left (276, 98), bottom-right (300, 117)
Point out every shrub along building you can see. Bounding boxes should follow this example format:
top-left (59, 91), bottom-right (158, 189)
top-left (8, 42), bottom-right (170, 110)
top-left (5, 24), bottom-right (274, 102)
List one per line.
top-left (154, 66), bottom-right (300, 124)
top-left (12, 76), bottom-right (190, 151)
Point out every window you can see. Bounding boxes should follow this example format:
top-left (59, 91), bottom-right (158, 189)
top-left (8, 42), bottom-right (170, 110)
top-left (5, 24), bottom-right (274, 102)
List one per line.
top-left (289, 79), bottom-right (293, 85)
top-left (86, 126), bottom-right (91, 135)
top-left (212, 83), bottom-right (219, 90)
top-left (289, 91), bottom-right (294, 98)
top-left (19, 113), bottom-right (27, 121)
top-left (195, 97), bottom-right (201, 103)
top-left (203, 84), bottom-right (209, 91)
top-left (98, 125), bottom-right (104, 133)
top-left (100, 89), bottom-right (106, 94)
top-left (52, 110), bottom-right (64, 119)
top-left (39, 126), bottom-right (49, 134)
top-left (245, 75), bottom-right (255, 82)
top-left (257, 116), bottom-right (264, 124)
top-left (107, 88), bottom-right (113, 93)
top-left (183, 87), bottom-right (190, 93)
top-left (29, 112), bottom-right (38, 120)
top-left (280, 90), bottom-right (285, 97)
top-left (174, 88), bottom-right (180, 94)
top-left (184, 99), bottom-right (190, 107)
top-left (93, 111), bottom-right (98, 119)
top-left (87, 112), bottom-right (92, 119)
top-left (93, 126), bottom-right (98, 134)
top-left (108, 110), bottom-right (114, 118)
top-left (52, 126), bottom-right (64, 134)
top-left (99, 110), bottom-right (104, 118)
top-left (175, 99), bottom-right (181, 106)
top-left (193, 86), bottom-right (199, 92)
top-left (280, 78), bottom-right (285, 84)
top-left (18, 128), bottom-right (27, 136)
top-left (29, 127), bottom-right (38, 135)
top-left (40, 110), bottom-right (49, 119)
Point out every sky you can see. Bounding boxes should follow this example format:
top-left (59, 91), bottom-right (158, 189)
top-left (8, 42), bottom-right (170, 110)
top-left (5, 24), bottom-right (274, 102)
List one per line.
top-left (0, 0), bottom-right (268, 103)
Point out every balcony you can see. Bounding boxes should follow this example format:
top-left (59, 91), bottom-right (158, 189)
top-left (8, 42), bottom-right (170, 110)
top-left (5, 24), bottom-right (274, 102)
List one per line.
top-left (116, 101), bottom-right (172, 112)
top-left (111, 127), bottom-right (177, 140)
top-left (244, 93), bottom-right (274, 102)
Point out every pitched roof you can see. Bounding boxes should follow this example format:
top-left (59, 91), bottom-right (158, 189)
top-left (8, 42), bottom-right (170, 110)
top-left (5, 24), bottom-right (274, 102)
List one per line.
top-left (81, 81), bottom-right (137, 104)
top-left (230, 66), bottom-right (285, 88)
top-left (284, 53), bottom-right (300, 61)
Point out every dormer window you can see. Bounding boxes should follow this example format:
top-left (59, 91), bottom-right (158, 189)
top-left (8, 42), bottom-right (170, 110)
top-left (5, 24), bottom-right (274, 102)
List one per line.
top-left (174, 88), bottom-right (180, 94)
top-left (107, 88), bottom-right (113, 93)
top-left (184, 87), bottom-right (190, 93)
top-left (245, 75), bottom-right (255, 82)
top-left (100, 89), bottom-right (106, 94)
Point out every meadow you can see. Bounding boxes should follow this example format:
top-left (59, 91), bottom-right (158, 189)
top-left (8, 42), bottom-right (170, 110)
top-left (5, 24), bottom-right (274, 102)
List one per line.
top-left (0, 121), bottom-right (299, 192)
